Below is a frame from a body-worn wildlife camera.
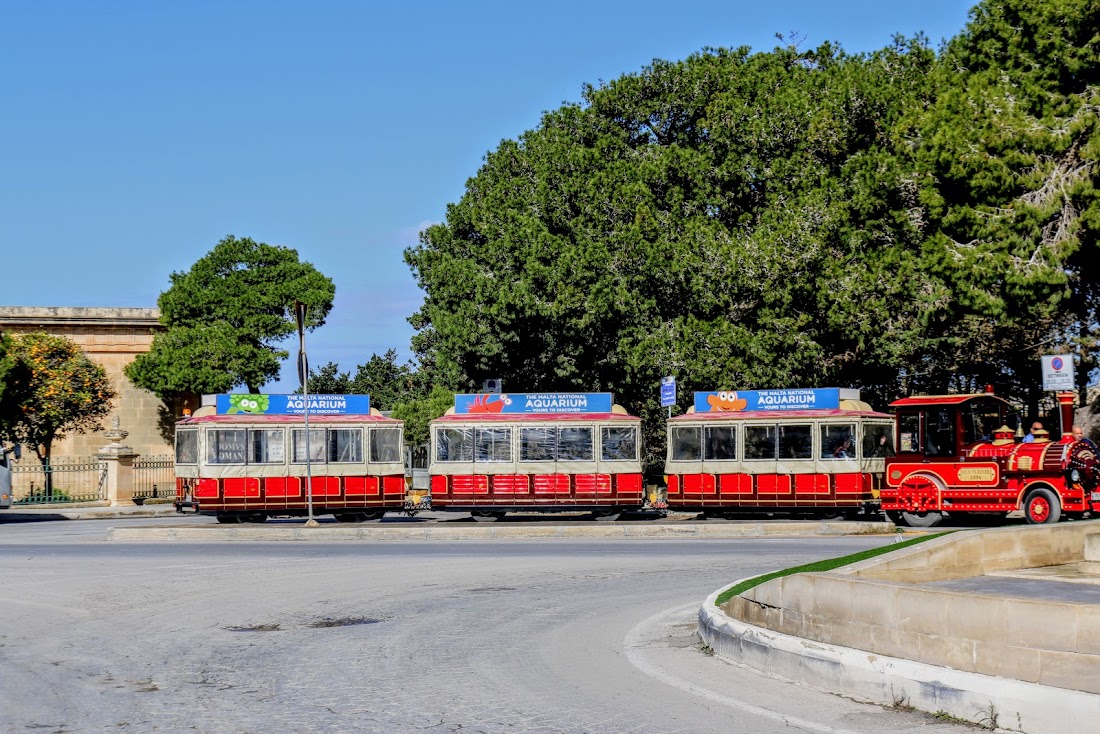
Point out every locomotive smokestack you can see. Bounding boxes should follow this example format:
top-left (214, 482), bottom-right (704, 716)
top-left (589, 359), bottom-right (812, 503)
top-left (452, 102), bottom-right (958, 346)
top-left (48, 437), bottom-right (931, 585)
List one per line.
top-left (1057, 392), bottom-right (1076, 439)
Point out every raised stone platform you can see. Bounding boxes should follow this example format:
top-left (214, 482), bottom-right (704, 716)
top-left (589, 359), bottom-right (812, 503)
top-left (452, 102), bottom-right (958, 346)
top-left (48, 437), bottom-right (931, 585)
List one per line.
top-left (699, 520), bottom-right (1100, 733)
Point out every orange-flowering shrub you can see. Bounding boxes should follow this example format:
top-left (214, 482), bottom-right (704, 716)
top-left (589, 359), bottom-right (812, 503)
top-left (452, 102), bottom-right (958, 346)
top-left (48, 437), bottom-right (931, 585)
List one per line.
top-left (2, 332), bottom-right (115, 465)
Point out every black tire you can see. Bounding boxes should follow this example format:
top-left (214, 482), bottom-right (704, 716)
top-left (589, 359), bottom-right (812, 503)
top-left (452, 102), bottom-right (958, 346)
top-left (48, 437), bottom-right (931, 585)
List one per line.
top-left (1023, 487), bottom-right (1061, 525)
top-left (362, 510), bottom-right (385, 523)
top-left (334, 513), bottom-right (366, 523)
top-left (215, 514), bottom-right (242, 524)
top-left (472, 511), bottom-right (505, 522)
top-left (899, 510), bottom-right (943, 528)
top-left (243, 513), bottom-right (267, 524)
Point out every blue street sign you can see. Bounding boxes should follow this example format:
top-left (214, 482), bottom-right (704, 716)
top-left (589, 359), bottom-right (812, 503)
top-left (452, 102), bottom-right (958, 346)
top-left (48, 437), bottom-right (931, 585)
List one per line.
top-left (660, 376), bottom-right (676, 408)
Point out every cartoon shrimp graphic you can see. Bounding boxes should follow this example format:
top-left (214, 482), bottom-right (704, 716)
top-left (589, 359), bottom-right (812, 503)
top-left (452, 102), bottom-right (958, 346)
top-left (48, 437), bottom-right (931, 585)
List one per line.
top-left (706, 391), bottom-right (747, 412)
top-left (467, 394), bottom-right (512, 414)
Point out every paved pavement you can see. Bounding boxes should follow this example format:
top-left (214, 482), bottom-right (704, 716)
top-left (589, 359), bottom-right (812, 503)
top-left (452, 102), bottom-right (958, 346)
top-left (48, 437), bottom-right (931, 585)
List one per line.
top-left (0, 526), bottom-right (975, 734)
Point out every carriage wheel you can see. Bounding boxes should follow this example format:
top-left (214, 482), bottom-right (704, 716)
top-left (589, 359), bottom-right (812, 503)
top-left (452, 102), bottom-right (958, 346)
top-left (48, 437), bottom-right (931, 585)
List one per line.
top-left (899, 510), bottom-right (943, 528)
top-left (472, 511), bottom-right (505, 522)
top-left (216, 513), bottom-right (242, 524)
top-left (1024, 487), bottom-right (1061, 525)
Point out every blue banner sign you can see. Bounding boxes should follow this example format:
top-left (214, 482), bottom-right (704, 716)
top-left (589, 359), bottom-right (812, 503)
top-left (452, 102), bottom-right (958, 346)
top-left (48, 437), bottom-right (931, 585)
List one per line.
top-left (454, 392), bottom-right (614, 415)
top-left (693, 388), bottom-right (858, 413)
top-left (215, 394), bottom-right (371, 415)
top-left (660, 376), bottom-right (676, 408)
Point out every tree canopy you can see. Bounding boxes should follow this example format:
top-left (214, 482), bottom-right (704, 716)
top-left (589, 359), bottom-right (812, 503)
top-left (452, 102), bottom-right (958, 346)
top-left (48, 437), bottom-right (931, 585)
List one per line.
top-left (127, 235), bottom-right (336, 397)
top-left (405, 0), bottom-right (1099, 471)
top-left (0, 332), bottom-right (115, 465)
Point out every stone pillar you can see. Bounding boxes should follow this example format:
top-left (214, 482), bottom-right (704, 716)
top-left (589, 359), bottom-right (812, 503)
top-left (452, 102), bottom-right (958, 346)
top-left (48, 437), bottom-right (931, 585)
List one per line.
top-left (98, 418), bottom-right (138, 507)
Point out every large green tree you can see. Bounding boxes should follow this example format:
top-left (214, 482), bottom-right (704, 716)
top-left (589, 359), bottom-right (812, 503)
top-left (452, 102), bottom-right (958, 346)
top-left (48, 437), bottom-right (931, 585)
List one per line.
top-left (127, 235), bottom-right (335, 397)
top-left (903, 0), bottom-right (1100, 412)
top-left (406, 38), bottom-right (940, 469)
top-left (406, 0), bottom-right (1098, 470)
top-left (0, 333), bottom-right (115, 479)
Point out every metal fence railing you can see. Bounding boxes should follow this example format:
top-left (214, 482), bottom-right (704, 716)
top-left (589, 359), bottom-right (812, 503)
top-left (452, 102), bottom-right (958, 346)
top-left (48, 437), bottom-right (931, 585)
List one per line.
top-left (133, 456), bottom-right (175, 503)
top-left (12, 458), bottom-right (107, 504)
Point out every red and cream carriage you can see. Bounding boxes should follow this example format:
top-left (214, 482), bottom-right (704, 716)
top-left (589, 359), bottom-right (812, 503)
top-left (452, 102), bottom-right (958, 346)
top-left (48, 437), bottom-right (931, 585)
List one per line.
top-left (664, 388), bottom-right (893, 518)
top-left (174, 394), bottom-right (406, 523)
top-left (428, 392), bottom-right (644, 520)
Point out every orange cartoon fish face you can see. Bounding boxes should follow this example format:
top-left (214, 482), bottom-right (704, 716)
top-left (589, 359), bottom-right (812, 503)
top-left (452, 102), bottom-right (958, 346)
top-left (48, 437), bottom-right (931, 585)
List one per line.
top-left (467, 394), bottom-right (511, 413)
top-left (706, 391), bottom-right (747, 412)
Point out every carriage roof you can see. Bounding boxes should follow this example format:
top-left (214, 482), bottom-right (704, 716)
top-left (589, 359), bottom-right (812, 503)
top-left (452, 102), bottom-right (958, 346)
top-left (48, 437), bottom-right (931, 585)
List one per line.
top-left (177, 414), bottom-right (401, 425)
top-left (669, 408), bottom-right (891, 423)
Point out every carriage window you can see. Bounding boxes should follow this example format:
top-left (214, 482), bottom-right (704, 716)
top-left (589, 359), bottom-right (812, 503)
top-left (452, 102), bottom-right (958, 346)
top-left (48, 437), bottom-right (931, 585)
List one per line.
top-left (897, 413), bottom-right (920, 453)
top-left (207, 429), bottom-right (247, 464)
top-left (435, 427), bottom-right (474, 463)
top-left (744, 426), bottom-right (777, 460)
top-left (703, 426), bottom-right (737, 461)
top-left (779, 424), bottom-right (812, 459)
top-left (821, 424), bottom-right (857, 459)
top-left (291, 429), bottom-right (325, 463)
top-left (557, 427), bottom-right (593, 461)
top-left (670, 426), bottom-right (701, 461)
top-left (369, 427), bottom-right (401, 463)
top-left (961, 400), bottom-right (1003, 445)
top-left (520, 427), bottom-right (556, 462)
top-left (601, 426), bottom-right (638, 461)
top-left (863, 423), bottom-right (896, 458)
top-left (175, 430), bottom-right (198, 465)
top-left (324, 428), bottom-right (362, 463)
top-left (249, 428), bottom-right (285, 464)
top-left (476, 427), bottom-right (512, 462)
top-left (924, 409), bottom-right (956, 457)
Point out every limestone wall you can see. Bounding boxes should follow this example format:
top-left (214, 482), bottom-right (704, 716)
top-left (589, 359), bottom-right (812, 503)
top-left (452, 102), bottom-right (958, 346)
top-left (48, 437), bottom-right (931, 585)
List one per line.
top-left (0, 306), bottom-right (183, 460)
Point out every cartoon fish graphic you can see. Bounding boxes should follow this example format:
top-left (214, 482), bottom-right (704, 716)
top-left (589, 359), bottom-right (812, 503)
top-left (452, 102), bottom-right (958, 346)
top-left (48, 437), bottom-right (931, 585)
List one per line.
top-left (706, 391), bottom-right (747, 412)
top-left (467, 394), bottom-right (511, 414)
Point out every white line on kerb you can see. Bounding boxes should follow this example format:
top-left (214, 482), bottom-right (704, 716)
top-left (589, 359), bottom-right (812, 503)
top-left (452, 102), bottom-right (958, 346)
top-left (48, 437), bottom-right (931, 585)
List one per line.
top-left (623, 603), bottom-right (864, 734)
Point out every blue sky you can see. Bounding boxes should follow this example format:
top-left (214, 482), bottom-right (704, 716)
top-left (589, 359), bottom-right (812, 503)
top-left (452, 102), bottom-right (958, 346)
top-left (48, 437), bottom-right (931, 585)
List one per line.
top-left (1, 1), bottom-right (975, 390)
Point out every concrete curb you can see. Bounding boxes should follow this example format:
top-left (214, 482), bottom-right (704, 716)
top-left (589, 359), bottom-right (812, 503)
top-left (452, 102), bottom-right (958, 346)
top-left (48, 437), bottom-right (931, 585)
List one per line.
top-left (104, 521), bottom-right (895, 542)
top-left (2, 506), bottom-right (181, 521)
top-left (698, 585), bottom-right (1097, 734)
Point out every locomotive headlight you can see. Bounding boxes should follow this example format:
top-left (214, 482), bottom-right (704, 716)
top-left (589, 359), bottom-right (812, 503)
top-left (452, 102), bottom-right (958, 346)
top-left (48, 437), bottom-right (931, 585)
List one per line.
top-left (1070, 469), bottom-right (1082, 483)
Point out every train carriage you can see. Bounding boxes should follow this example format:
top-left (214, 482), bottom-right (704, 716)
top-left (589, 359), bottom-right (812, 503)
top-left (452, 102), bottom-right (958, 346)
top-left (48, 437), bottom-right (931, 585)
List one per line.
top-left (428, 392), bottom-right (645, 520)
top-left (174, 394), bottom-right (406, 523)
top-left (664, 388), bottom-right (893, 518)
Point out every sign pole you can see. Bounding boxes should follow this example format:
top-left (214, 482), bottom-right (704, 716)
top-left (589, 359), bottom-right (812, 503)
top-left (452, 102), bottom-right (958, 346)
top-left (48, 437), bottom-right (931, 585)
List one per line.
top-left (295, 301), bottom-right (317, 527)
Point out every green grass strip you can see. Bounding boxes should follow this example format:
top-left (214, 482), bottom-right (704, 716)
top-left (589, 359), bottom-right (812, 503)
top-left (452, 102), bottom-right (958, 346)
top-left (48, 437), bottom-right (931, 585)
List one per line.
top-left (714, 532), bottom-right (952, 606)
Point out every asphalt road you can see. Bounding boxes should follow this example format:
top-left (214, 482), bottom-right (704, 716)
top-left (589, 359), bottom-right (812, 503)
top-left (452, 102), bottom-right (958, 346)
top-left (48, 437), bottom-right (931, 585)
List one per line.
top-left (0, 519), bottom-right (974, 734)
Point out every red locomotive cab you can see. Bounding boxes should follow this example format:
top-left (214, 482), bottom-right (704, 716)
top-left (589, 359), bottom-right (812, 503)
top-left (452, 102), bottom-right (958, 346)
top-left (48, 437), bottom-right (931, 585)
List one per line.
top-left (883, 392), bottom-right (1098, 527)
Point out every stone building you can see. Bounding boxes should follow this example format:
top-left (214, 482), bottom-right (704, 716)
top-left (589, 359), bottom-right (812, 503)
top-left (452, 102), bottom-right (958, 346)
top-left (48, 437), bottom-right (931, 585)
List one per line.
top-left (0, 306), bottom-right (188, 460)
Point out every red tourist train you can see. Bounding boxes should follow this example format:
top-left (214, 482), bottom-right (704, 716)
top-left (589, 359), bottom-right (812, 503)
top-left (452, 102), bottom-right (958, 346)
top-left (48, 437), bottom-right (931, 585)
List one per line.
top-left (663, 389), bottom-right (894, 519)
top-left (174, 394), bottom-right (408, 523)
top-left (882, 390), bottom-right (1100, 527)
top-left (428, 392), bottom-right (646, 520)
